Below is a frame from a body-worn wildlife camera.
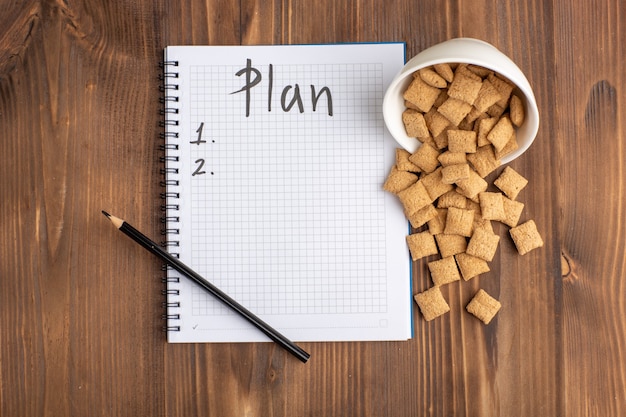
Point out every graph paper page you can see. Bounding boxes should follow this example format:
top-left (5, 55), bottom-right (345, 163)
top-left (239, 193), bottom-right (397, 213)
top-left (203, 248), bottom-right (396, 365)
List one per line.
top-left (164, 44), bottom-right (411, 342)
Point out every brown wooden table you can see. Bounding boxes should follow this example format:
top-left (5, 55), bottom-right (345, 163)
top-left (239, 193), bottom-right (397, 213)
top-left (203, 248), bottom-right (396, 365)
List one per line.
top-left (1, 1), bottom-right (625, 416)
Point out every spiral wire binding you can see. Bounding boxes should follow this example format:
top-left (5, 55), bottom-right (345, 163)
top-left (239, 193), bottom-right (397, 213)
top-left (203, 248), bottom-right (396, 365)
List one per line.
top-left (159, 59), bottom-right (182, 332)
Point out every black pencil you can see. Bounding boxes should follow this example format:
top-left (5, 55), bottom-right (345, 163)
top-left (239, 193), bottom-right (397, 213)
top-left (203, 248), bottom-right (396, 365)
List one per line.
top-left (102, 210), bottom-right (310, 363)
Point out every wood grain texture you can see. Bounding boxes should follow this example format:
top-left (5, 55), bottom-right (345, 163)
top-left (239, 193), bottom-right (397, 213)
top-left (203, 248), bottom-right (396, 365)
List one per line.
top-left (1, 0), bottom-right (624, 416)
top-left (0, 1), bottom-right (166, 416)
top-left (553, 1), bottom-right (626, 415)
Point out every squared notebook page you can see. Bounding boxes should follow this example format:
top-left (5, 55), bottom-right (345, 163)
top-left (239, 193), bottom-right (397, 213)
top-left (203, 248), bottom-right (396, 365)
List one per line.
top-left (163, 44), bottom-right (411, 342)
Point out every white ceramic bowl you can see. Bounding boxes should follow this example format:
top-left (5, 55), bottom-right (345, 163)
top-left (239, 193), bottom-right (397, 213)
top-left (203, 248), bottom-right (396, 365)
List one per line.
top-left (383, 38), bottom-right (539, 164)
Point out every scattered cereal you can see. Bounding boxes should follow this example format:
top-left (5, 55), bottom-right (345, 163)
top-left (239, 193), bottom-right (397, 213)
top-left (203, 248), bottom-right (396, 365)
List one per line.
top-left (435, 233), bottom-right (468, 258)
top-left (424, 108), bottom-right (451, 137)
top-left (472, 217), bottom-right (493, 234)
top-left (385, 62), bottom-right (542, 324)
top-left (437, 190), bottom-right (467, 209)
top-left (438, 150), bottom-right (467, 166)
top-left (455, 253), bottom-right (490, 281)
top-left (455, 169), bottom-right (488, 200)
top-left (433, 63), bottom-right (454, 83)
top-left (428, 256), bottom-right (461, 286)
top-left (509, 219), bottom-right (544, 255)
top-left (427, 208), bottom-right (448, 235)
top-left (397, 180), bottom-right (431, 215)
top-left (473, 79), bottom-right (503, 112)
top-left (466, 289), bottom-right (501, 324)
top-left (438, 97), bottom-right (473, 126)
top-left (494, 130), bottom-right (519, 159)
top-left (414, 286), bottom-right (450, 321)
top-left (447, 65), bottom-right (483, 104)
top-left (500, 196), bottom-right (524, 227)
top-left (441, 163), bottom-right (471, 184)
top-left (444, 207), bottom-right (475, 237)
top-left (409, 142), bottom-right (441, 173)
top-left (382, 165), bottom-right (418, 194)
top-left (395, 148), bottom-right (421, 173)
top-left (402, 109), bottom-right (430, 139)
top-left (486, 103), bottom-right (506, 118)
top-left (487, 72), bottom-right (515, 108)
top-left (487, 115), bottom-right (515, 152)
top-left (509, 94), bottom-right (525, 126)
top-left (467, 64), bottom-right (492, 78)
top-left (467, 145), bottom-right (501, 178)
top-left (406, 204), bottom-right (439, 229)
top-left (478, 192), bottom-right (506, 221)
top-left (419, 67), bottom-right (448, 88)
top-left (494, 166), bottom-right (528, 200)
top-left (406, 231), bottom-right (439, 261)
top-left (466, 227), bottom-right (500, 262)
top-left (421, 167), bottom-right (454, 201)
top-left (476, 117), bottom-right (499, 147)
top-left (403, 75), bottom-right (441, 113)
top-left (447, 130), bottom-right (477, 154)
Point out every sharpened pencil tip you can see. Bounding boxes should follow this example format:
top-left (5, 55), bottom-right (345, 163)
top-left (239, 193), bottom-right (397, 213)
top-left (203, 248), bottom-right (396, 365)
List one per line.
top-left (102, 211), bottom-right (124, 229)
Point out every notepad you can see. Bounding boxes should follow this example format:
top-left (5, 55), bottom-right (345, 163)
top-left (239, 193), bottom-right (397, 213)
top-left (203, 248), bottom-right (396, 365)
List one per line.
top-left (161, 43), bottom-right (411, 342)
